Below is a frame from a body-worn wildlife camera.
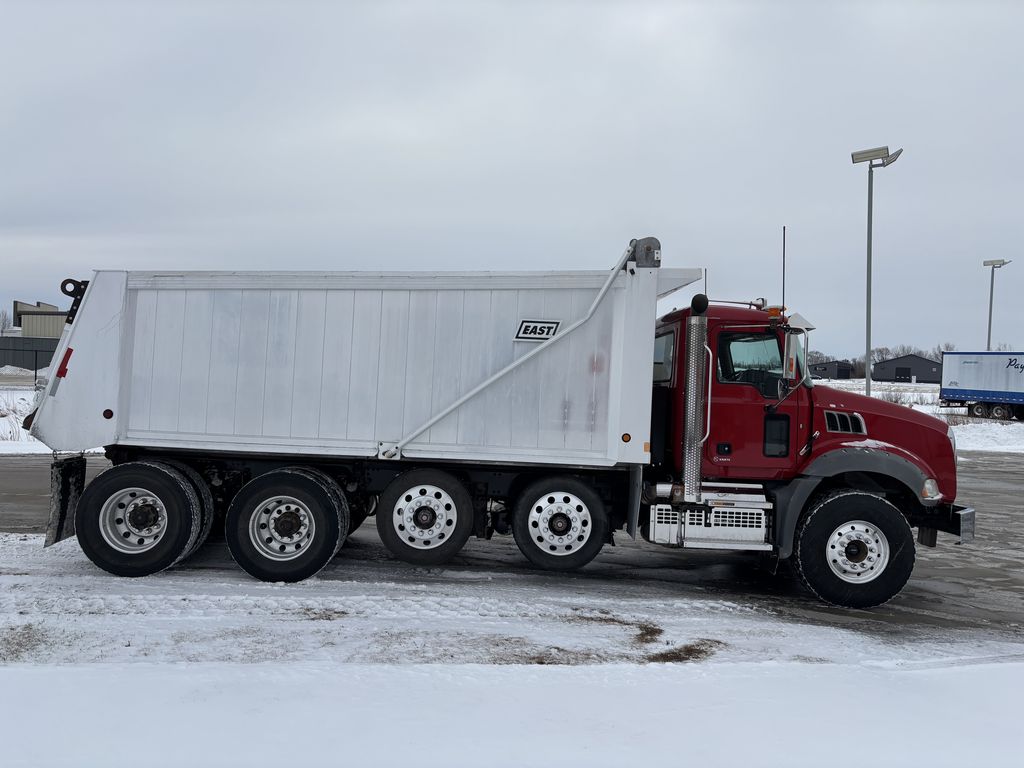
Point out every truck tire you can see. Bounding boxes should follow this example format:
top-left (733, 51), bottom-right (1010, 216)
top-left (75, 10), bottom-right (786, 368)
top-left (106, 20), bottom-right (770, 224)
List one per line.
top-left (794, 490), bottom-right (915, 609)
top-left (282, 466), bottom-right (350, 556)
top-left (990, 403), bottom-right (1011, 420)
top-left (153, 459), bottom-right (216, 559)
top-left (512, 477), bottom-right (609, 571)
top-left (376, 469), bottom-right (474, 565)
top-left (225, 468), bottom-right (347, 582)
top-left (75, 462), bottom-right (202, 577)
top-left (969, 402), bottom-right (989, 418)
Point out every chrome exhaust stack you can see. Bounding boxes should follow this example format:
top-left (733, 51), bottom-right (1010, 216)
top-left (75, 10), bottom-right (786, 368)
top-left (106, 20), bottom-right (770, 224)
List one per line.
top-left (682, 294), bottom-right (710, 504)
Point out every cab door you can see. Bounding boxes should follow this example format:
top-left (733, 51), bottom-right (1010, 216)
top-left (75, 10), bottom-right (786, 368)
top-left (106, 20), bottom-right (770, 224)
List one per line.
top-left (702, 327), bottom-right (808, 480)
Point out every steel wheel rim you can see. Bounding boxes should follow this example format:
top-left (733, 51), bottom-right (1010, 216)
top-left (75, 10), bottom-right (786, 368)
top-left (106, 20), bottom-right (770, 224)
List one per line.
top-left (826, 520), bottom-right (890, 584)
top-left (99, 487), bottom-right (168, 554)
top-left (248, 495), bottom-right (316, 561)
top-left (392, 484), bottom-right (456, 550)
top-left (527, 491), bottom-right (592, 556)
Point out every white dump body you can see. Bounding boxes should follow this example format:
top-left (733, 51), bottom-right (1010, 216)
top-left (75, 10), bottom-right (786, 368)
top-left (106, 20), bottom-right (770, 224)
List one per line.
top-left (940, 352), bottom-right (1024, 404)
top-left (32, 262), bottom-right (700, 468)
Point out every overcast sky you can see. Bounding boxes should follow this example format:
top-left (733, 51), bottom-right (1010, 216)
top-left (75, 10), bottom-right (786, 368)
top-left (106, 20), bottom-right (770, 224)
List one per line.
top-left (1, 0), bottom-right (1021, 358)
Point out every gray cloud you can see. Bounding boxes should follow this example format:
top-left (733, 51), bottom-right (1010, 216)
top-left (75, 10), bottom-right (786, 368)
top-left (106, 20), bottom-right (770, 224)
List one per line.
top-left (2, 0), bottom-right (1021, 356)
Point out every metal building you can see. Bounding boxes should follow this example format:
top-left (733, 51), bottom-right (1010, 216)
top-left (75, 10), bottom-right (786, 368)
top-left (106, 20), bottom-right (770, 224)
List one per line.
top-left (809, 360), bottom-right (853, 379)
top-left (872, 354), bottom-right (942, 384)
top-left (13, 300), bottom-right (67, 339)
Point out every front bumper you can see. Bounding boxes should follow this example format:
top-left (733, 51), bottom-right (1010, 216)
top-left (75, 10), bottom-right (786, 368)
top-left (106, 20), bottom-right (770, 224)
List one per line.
top-left (916, 503), bottom-right (975, 547)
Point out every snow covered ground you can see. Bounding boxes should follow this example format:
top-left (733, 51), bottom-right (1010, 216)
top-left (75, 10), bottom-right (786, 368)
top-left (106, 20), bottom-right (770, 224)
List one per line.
top-left (1, 532), bottom-right (1022, 766)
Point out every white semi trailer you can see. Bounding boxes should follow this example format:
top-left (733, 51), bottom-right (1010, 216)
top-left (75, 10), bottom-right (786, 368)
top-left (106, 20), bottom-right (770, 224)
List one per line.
top-left (940, 351), bottom-right (1024, 420)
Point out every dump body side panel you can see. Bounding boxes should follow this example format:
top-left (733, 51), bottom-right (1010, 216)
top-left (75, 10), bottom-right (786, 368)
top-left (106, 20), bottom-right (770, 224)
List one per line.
top-left (35, 266), bottom-right (700, 467)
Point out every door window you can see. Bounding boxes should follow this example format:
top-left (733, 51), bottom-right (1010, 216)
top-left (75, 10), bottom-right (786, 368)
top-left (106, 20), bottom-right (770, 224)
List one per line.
top-left (718, 332), bottom-right (783, 398)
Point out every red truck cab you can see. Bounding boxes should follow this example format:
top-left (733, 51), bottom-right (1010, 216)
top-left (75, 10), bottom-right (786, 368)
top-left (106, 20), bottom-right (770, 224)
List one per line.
top-left (644, 297), bottom-right (971, 607)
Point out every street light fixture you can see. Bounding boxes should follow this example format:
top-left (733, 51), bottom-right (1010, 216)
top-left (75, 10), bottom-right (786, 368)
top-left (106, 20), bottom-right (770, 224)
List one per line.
top-left (852, 144), bottom-right (903, 396)
top-left (983, 258), bottom-right (1012, 351)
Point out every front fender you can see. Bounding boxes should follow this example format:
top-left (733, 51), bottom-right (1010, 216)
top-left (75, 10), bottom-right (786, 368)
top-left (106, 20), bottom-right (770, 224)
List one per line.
top-left (773, 446), bottom-right (935, 560)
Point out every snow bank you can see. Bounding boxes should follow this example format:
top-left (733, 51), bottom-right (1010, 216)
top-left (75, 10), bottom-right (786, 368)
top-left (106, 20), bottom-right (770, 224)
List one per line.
top-left (0, 390), bottom-right (35, 443)
top-left (953, 421), bottom-right (1024, 453)
top-left (2, 661), bottom-right (1020, 768)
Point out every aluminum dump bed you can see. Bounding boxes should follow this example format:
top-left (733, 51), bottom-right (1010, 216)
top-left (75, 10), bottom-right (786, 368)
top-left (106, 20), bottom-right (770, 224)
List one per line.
top-left (31, 255), bottom-right (700, 468)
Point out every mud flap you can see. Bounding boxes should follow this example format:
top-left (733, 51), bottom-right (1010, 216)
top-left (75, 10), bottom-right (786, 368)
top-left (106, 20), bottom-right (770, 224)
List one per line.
top-left (44, 455), bottom-right (87, 547)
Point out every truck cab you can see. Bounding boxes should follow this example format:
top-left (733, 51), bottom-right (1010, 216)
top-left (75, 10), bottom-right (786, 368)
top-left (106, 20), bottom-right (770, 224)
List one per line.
top-left (642, 296), bottom-right (972, 607)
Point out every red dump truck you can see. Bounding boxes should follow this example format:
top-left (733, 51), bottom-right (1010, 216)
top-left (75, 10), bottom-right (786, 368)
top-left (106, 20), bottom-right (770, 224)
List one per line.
top-left (26, 237), bottom-right (973, 607)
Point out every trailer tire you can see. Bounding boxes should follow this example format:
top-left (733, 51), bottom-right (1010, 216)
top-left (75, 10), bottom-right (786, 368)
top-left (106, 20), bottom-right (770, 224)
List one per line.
top-left (75, 462), bottom-right (202, 577)
top-left (153, 460), bottom-right (216, 559)
top-left (512, 477), bottom-right (608, 571)
top-left (225, 468), bottom-right (347, 582)
top-left (794, 490), bottom-right (915, 609)
top-left (282, 466), bottom-right (349, 556)
top-left (990, 403), bottom-right (1011, 420)
top-left (377, 470), bottom-right (473, 565)
top-left (1015, 405), bottom-right (1024, 421)
top-left (969, 402), bottom-right (989, 418)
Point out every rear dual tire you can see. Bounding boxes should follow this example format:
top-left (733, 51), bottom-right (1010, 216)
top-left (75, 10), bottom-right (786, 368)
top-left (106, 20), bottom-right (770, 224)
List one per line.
top-left (225, 467), bottom-right (348, 583)
top-left (75, 462), bottom-right (202, 578)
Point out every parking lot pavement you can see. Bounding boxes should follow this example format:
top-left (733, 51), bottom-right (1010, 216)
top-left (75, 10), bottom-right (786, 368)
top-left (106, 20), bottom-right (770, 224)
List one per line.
top-left (0, 450), bottom-right (1021, 630)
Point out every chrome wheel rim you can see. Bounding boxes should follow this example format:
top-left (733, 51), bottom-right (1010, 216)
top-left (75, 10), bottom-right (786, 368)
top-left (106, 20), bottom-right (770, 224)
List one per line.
top-left (527, 491), bottom-right (592, 556)
top-left (248, 495), bottom-right (315, 561)
top-left (826, 520), bottom-right (890, 584)
top-left (392, 484), bottom-right (455, 550)
top-left (99, 487), bottom-right (168, 554)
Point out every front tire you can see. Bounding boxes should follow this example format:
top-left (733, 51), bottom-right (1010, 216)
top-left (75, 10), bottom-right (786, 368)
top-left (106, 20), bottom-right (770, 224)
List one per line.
top-left (75, 462), bottom-right (201, 577)
top-left (511, 476), bottom-right (608, 571)
top-left (794, 490), bottom-right (915, 608)
top-left (225, 467), bottom-right (347, 583)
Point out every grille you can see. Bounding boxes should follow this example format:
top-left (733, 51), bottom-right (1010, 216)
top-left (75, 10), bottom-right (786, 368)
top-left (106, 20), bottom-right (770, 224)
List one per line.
top-left (686, 509), bottom-right (705, 527)
top-left (655, 508), bottom-right (679, 525)
top-left (824, 410), bottom-right (866, 435)
top-left (711, 509), bottom-right (764, 528)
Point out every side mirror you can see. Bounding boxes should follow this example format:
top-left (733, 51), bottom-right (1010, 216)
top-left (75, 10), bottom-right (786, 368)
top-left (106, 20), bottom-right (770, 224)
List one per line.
top-left (783, 333), bottom-right (800, 382)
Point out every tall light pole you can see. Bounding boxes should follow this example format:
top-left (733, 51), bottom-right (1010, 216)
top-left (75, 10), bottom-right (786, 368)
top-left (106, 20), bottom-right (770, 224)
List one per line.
top-left (983, 258), bottom-right (1012, 350)
top-left (852, 145), bottom-right (902, 396)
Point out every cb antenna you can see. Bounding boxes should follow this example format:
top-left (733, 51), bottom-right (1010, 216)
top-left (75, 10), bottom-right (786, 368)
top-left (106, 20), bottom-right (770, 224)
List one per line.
top-left (782, 225), bottom-right (787, 309)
